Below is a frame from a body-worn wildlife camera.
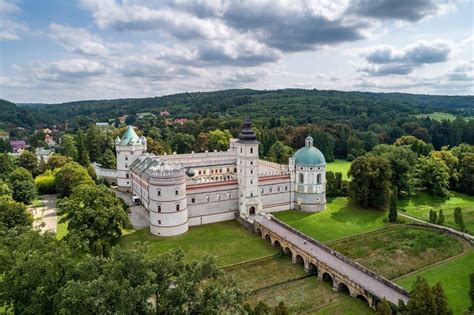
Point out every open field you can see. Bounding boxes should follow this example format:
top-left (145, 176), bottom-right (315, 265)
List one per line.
top-left (119, 221), bottom-right (277, 266)
top-left (329, 226), bottom-right (465, 279)
top-left (312, 298), bottom-right (373, 315)
top-left (326, 159), bottom-right (351, 180)
top-left (274, 197), bottom-right (387, 242)
top-left (226, 255), bottom-right (306, 291)
top-left (397, 251), bottom-right (474, 315)
top-left (399, 191), bottom-right (474, 234)
top-left (414, 112), bottom-right (472, 122)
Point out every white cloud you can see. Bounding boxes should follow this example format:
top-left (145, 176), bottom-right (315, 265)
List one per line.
top-left (48, 23), bottom-right (110, 56)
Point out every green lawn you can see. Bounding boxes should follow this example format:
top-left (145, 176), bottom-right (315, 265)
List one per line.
top-left (397, 251), bottom-right (474, 315)
top-left (326, 159), bottom-right (351, 180)
top-left (330, 226), bottom-right (464, 279)
top-left (414, 112), bottom-right (472, 122)
top-left (274, 197), bottom-right (387, 242)
top-left (119, 221), bottom-right (277, 266)
top-left (56, 220), bottom-right (68, 240)
top-left (312, 298), bottom-right (373, 315)
top-left (399, 191), bottom-right (474, 234)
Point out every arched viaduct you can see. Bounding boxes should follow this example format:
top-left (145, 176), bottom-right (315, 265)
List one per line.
top-left (253, 214), bottom-right (409, 310)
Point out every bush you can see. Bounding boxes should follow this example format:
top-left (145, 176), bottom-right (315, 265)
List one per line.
top-left (35, 170), bottom-right (56, 195)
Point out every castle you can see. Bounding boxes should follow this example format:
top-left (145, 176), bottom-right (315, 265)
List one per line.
top-left (100, 119), bottom-right (326, 236)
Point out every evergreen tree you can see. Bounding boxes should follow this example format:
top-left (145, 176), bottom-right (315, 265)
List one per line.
top-left (0, 152), bottom-right (15, 180)
top-left (429, 209), bottom-right (438, 224)
top-left (100, 148), bottom-right (116, 169)
top-left (388, 188), bottom-right (398, 223)
top-left (59, 134), bottom-right (78, 160)
top-left (86, 124), bottom-right (100, 162)
top-left (76, 130), bottom-right (90, 166)
top-left (273, 301), bottom-right (289, 315)
top-left (454, 207), bottom-right (465, 231)
top-left (437, 210), bottom-right (445, 225)
top-left (18, 151), bottom-right (39, 177)
top-left (469, 273), bottom-right (474, 311)
top-left (432, 282), bottom-right (450, 315)
top-left (406, 277), bottom-right (436, 314)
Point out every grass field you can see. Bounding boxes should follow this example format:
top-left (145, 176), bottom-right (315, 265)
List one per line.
top-left (119, 221), bottom-right (277, 266)
top-left (397, 251), bottom-right (474, 315)
top-left (326, 159), bottom-right (351, 180)
top-left (414, 112), bottom-right (472, 122)
top-left (274, 197), bottom-right (387, 242)
top-left (399, 191), bottom-right (474, 234)
top-left (330, 226), bottom-right (465, 279)
top-left (226, 255), bottom-right (306, 291)
top-left (313, 298), bottom-right (373, 315)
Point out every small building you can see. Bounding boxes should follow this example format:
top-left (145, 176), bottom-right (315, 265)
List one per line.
top-left (173, 118), bottom-right (189, 125)
top-left (96, 122), bottom-right (110, 127)
top-left (137, 112), bottom-right (155, 119)
top-left (44, 134), bottom-right (56, 147)
top-left (160, 111), bottom-right (170, 116)
top-left (42, 128), bottom-right (52, 134)
top-left (10, 140), bottom-right (29, 153)
top-left (36, 147), bottom-right (54, 161)
top-left (0, 131), bottom-right (9, 140)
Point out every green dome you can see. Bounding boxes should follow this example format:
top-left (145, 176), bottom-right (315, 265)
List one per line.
top-left (119, 126), bottom-right (141, 145)
top-left (293, 136), bottom-right (326, 166)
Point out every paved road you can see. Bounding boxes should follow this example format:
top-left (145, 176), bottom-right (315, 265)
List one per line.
top-left (31, 195), bottom-right (58, 233)
top-left (113, 189), bottom-right (150, 230)
top-left (399, 212), bottom-right (474, 241)
top-left (255, 215), bottom-right (410, 305)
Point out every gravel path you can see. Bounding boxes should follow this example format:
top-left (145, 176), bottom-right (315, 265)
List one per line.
top-left (31, 194), bottom-right (58, 233)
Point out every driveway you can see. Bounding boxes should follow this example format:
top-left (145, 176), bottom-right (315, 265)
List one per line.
top-left (113, 189), bottom-right (150, 230)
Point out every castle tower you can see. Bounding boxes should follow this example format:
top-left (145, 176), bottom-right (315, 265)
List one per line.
top-left (148, 164), bottom-right (189, 236)
top-left (290, 135), bottom-right (326, 212)
top-left (115, 126), bottom-right (147, 191)
top-left (236, 118), bottom-right (262, 217)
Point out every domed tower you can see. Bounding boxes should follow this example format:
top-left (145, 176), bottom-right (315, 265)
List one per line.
top-left (115, 126), bottom-right (147, 191)
top-left (289, 135), bottom-right (326, 212)
top-left (236, 118), bottom-right (262, 217)
top-left (147, 163), bottom-right (188, 236)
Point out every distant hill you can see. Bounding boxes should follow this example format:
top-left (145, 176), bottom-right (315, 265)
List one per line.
top-left (3, 89), bottom-right (474, 126)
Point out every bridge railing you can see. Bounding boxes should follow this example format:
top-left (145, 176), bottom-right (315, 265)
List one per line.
top-left (268, 216), bottom-right (410, 298)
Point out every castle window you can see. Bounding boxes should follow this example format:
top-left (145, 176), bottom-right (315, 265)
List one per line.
top-left (299, 173), bottom-right (304, 184)
top-left (191, 198), bottom-right (196, 204)
top-left (227, 168), bottom-right (229, 172)
top-left (270, 188), bottom-right (273, 193)
top-left (158, 206), bottom-right (161, 212)
top-left (126, 173), bottom-right (129, 179)
top-left (250, 147), bottom-right (253, 154)
top-left (158, 220), bottom-right (161, 225)
top-left (285, 186), bottom-right (288, 191)
top-left (250, 161), bottom-right (253, 165)
top-left (234, 168), bottom-right (237, 172)
top-left (240, 148), bottom-right (243, 153)
top-left (206, 195), bottom-right (210, 202)
top-left (157, 190), bottom-right (161, 196)
top-left (251, 193), bottom-right (253, 197)
top-left (125, 157), bottom-right (128, 161)
top-left (317, 174), bottom-right (321, 184)
top-left (250, 170), bottom-right (253, 174)
top-left (175, 190), bottom-right (179, 196)
top-left (218, 194), bottom-right (221, 201)
top-left (261, 189), bottom-right (264, 194)
top-left (250, 180), bottom-right (253, 185)
top-left (176, 204), bottom-right (180, 211)
top-left (277, 187), bottom-right (281, 192)
top-left (211, 169), bottom-right (214, 174)
top-left (199, 170), bottom-right (202, 175)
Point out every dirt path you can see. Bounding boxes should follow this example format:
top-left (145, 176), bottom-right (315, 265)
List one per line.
top-left (30, 195), bottom-right (58, 233)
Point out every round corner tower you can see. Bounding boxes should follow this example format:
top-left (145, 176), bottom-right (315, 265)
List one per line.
top-left (148, 164), bottom-right (189, 236)
top-left (115, 126), bottom-right (147, 191)
top-left (291, 135), bottom-right (326, 212)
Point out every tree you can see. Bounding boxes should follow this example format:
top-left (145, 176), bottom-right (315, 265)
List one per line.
top-left (388, 188), bottom-right (398, 223)
top-left (454, 207), bottom-right (465, 232)
top-left (429, 209), bottom-right (438, 224)
top-left (76, 130), bottom-right (90, 166)
top-left (194, 132), bottom-right (210, 152)
top-left (46, 154), bottom-right (73, 170)
top-left (58, 184), bottom-right (129, 255)
top-left (456, 153), bottom-right (474, 195)
top-left (415, 155), bottom-right (450, 198)
top-left (376, 299), bottom-right (392, 315)
top-left (10, 167), bottom-right (36, 204)
top-left (54, 162), bottom-right (94, 197)
top-left (0, 198), bottom-right (33, 229)
top-left (0, 179), bottom-right (12, 199)
top-left (432, 282), bottom-right (450, 315)
top-left (99, 148), bottom-right (116, 169)
top-left (326, 171), bottom-right (344, 197)
top-left (171, 133), bottom-right (195, 154)
top-left (437, 210), bottom-right (445, 225)
top-left (18, 151), bottom-right (39, 177)
top-left (348, 156), bottom-right (392, 209)
top-left (0, 152), bottom-right (15, 180)
top-left (86, 124), bottom-right (100, 162)
top-left (469, 273), bottom-right (474, 311)
top-left (346, 134), bottom-right (365, 161)
top-left (35, 170), bottom-right (56, 195)
top-left (208, 129), bottom-right (232, 151)
top-left (59, 134), bottom-right (78, 160)
top-left (273, 301), bottom-right (290, 315)
top-left (311, 130), bottom-right (336, 162)
top-left (267, 141), bottom-right (294, 164)
top-left (406, 277), bottom-right (436, 314)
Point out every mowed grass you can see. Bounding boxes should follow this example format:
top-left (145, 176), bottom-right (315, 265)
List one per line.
top-left (414, 112), bottom-right (472, 122)
top-left (329, 226), bottom-right (464, 279)
top-left (312, 298), bottom-right (373, 315)
top-left (119, 221), bottom-right (277, 266)
top-left (397, 251), bottom-right (474, 315)
top-left (226, 255), bottom-right (306, 292)
top-left (274, 197), bottom-right (387, 242)
top-left (326, 159), bottom-right (351, 180)
top-left (399, 191), bottom-right (474, 234)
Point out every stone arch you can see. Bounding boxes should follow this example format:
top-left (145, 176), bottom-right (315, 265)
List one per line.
top-left (337, 282), bottom-right (351, 295)
top-left (274, 240), bottom-right (281, 248)
top-left (295, 254), bottom-right (305, 266)
top-left (256, 229), bottom-right (262, 237)
top-left (283, 247), bottom-right (292, 258)
top-left (356, 295), bottom-right (369, 306)
top-left (308, 263), bottom-right (318, 276)
top-left (264, 234), bottom-right (271, 243)
top-left (322, 272), bottom-right (334, 286)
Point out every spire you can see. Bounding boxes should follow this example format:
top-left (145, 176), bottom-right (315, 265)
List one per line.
top-left (238, 118), bottom-right (257, 142)
top-left (120, 126), bottom-right (140, 145)
top-left (305, 135), bottom-right (313, 147)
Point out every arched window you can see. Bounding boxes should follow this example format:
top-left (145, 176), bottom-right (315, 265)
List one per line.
top-left (299, 173), bottom-right (304, 184)
top-left (250, 147), bottom-right (254, 154)
top-left (317, 174), bottom-right (321, 184)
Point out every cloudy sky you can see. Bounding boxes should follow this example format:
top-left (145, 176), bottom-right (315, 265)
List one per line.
top-left (0, 0), bottom-right (472, 103)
